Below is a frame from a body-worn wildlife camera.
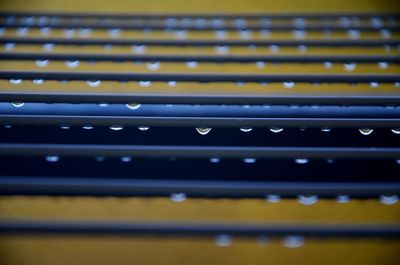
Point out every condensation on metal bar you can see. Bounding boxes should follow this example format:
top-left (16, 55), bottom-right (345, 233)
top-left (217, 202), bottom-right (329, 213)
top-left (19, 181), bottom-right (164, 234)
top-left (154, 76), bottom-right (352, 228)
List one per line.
top-left (1, 92), bottom-right (400, 106)
top-left (1, 53), bottom-right (399, 63)
top-left (1, 38), bottom-right (398, 47)
top-left (0, 220), bottom-right (399, 238)
top-left (0, 71), bottom-right (399, 83)
top-left (1, 11), bottom-right (399, 19)
top-left (0, 143), bottom-right (399, 158)
top-left (2, 23), bottom-right (399, 31)
top-left (0, 177), bottom-right (399, 198)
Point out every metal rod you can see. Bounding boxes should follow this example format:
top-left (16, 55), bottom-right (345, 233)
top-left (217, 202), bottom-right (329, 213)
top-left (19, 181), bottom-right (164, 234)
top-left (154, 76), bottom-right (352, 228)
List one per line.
top-left (2, 92), bottom-right (400, 105)
top-left (1, 53), bottom-right (399, 63)
top-left (0, 143), bottom-right (399, 158)
top-left (1, 219), bottom-right (399, 238)
top-left (1, 11), bottom-right (398, 19)
top-left (0, 176), bottom-right (398, 198)
top-left (1, 38), bottom-right (398, 47)
top-left (0, 71), bottom-right (399, 83)
top-left (2, 23), bottom-right (399, 31)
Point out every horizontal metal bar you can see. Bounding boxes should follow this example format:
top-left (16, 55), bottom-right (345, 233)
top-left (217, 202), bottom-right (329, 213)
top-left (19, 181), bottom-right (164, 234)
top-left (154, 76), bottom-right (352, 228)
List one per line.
top-left (1, 53), bottom-right (399, 63)
top-left (0, 176), bottom-right (398, 198)
top-left (1, 115), bottom-right (399, 128)
top-left (1, 219), bottom-right (399, 238)
top-left (0, 143), bottom-right (399, 158)
top-left (0, 71), bottom-right (398, 83)
top-left (2, 23), bottom-right (398, 31)
top-left (1, 37), bottom-right (398, 47)
top-left (1, 12), bottom-right (399, 19)
top-left (2, 92), bottom-right (400, 106)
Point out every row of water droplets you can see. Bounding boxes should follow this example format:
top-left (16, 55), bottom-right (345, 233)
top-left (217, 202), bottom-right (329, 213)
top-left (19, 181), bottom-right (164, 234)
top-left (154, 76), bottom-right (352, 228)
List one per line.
top-left (7, 102), bottom-right (400, 137)
top-left (169, 193), bottom-right (398, 205)
top-left (5, 15), bottom-right (398, 27)
top-left (7, 78), bottom-right (400, 90)
top-left (4, 41), bottom-right (400, 54)
top-left (1, 26), bottom-right (395, 40)
top-left (29, 58), bottom-right (395, 74)
top-left (213, 234), bottom-right (305, 248)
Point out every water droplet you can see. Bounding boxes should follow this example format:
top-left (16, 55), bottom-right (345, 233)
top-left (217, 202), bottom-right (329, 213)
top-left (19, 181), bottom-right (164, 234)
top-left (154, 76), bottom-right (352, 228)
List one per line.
top-left (40, 27), bottom-right (51, 36)
top-left (321, 127), bottom-right (331, 132)
top-left (16, 27), bottom-right (28, 36)
top-left (9, 79), bottom-right (22, 85)
top-left (269, 45), bottom-right (279, 53)
top-left (336, 195), bottom-right (350, 203)
top-left (243, 158), bottom-right (256, 163)
top-left (240, 127), bottom-right (253, 132)
top-left (283, 82), bottom-right (295, 88)
top-left (46, 155), bottom-right (59, 162)
top-left (215, 30), bottom-right (227, 39)
top-left (283, 236), bottom-right (304, 248)
top-left (147, 62), bottom-right (160, 71)
top-left (186, 61), bottom-right (198, 68)
top-left (11, 102), bottom-right (24, 107)
top-left (4, 124), bottom-right (12, 129)
top-left (95, 156), bottom-right (105, 162)
top-left (42, 43), bottom-right (54, 51)
top-left (297, 45), bottom-right (307, 52)
top-left (138, 126), bottom-right (149, 131)
top-left (168, 81), bottom-right (177, 86)
top-left (63, 29), bottom-right (75, 38)
top-left (215, 234), bottom-right (232, 247)
top-left (110, 125), bottom-right (124, 131)
top-left (139, 80), bottom-right (151, 87)
top-left (126, 103), bottom-right (141, 110)
top-left (79, 28), bottom-right (92, 37)
top-left (132, 45), bottom-right (146, 54)
top-left (269, 127), bottom-right (283, 133)
top-left (391, 128), bottom-right (400, 134)
top-left (293, 29), bottom-right (306, 39)
top-left (120, 156), bottom-right (131, 162)
top-left (344, 63), bottom-right (356, 72)
top-left (260, 29), bottom-right (271, 37)
top-left (347, 29), bottom-right (360, 39)
top-left (380, 29), bottom-right (391, 38)
top-left (65, 60), bottom-right (80, 68)
top-left (214, 45), bottom-right (229, 54)
top-left (369, 82), bottom-right (379, 88)
top-left (324, 62), bottom-right (333, 69)
top-left (86, 80), bottom-right (101, 87)
top-left (370, 17), bottom-right (383, 28)
top-left (170, 193), bottom-right (186, 202)
top-left (256, 61), bottom-right (265, 68)
top-left (33, 79), bottom-right (44, 85)
top-left (196, 127), bottom-right (211, 135)
top-left (256, 236), bottom-right (269, 246)
top-left (239, 30), bottom-right (252, 39)
top-left (298, 195), bottom-right (318, 205)
top-left (174, 30), bottom-right (187, 39)
top-left (266, 194), bottom-right (281, 203)
top-left (359, 128), bottom-right (373, 135)
top-left (378, 62), bottom-right (389, 69)
top-left (5, 43), bottom-right (15, 50)
top-left (108, 28), bottom-right (121, 37)
top-left (35, 59), bottom-right (49, 67)
top-left (82, 125), bottom-right (94, 130)
top-left (379, 195), bottom-right (399, 205)
top-left (326, 159), bottom-right (335, 164)
top-left (210, 158), bottom-right (220, 163)
top-left (98, 103), bottom-right (109, 107)
top-left (294, 158), bottom-right (309, 164)
top-left (60, 125), bottom-right (71, 129)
